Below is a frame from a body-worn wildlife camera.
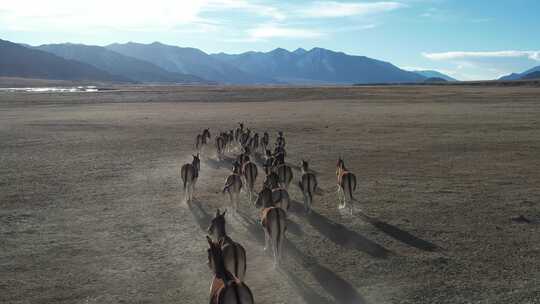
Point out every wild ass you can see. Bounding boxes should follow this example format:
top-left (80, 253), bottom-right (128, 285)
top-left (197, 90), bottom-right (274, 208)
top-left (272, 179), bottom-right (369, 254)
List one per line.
top-left (336, 157), bottom-right (357, 215)
top-left (298, 160), bottom-right (317, 214)
top-left (258, 204), bottom-right (286, 267)
top-left (206, 236), bottom-right (254, 304)
top-left (208, 209), bottom-right (247, 281)
top-left (242, 160), bottom-right (258, 203)
top-left (181, 154), bottom-right (200, 203)
top-left (223, 162), bottom-right (243, 214)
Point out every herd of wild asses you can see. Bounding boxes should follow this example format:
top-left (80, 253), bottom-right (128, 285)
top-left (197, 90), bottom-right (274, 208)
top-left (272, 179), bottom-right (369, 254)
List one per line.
top-left (180, 123), bottom-right (357, 304)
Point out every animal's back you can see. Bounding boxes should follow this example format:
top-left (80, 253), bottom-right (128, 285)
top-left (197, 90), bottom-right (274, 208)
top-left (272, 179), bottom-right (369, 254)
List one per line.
top-left (262, 207), bottom-right (287, 233)
top-left (217, 281), bottom-right (254, 304)
top-left (276, 165), bottom-right (293, 183)
top-left (225, 174), bottom-right (242, 192)
top-left (181, 164), bottom-right (195, 186)
top-left (339, 172), bottom-right (356, 198)
top-left (302, 172), bottom-right (317, 192)
top-left (222, 242), bottom-right (247, 281)
top-left (271, 189), bottom-right (290, 211)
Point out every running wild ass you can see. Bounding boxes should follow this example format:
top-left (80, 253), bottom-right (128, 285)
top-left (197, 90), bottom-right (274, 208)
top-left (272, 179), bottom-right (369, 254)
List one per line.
top-left (207, 236), bottom-right (254, 304)
top-left (181, 154), bottom-right (200, 203)
top-left (336, 157), bottom-right (357, 214)
top-left (208, 209), bottom-right (247, 281)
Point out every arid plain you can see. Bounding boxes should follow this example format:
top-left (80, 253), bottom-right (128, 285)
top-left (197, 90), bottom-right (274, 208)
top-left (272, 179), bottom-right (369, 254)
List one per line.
top-left (1, 85), bottom-right (539, 304)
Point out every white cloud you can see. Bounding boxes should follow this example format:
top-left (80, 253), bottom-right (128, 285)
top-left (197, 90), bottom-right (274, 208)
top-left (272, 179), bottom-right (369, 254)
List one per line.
top-left (421, 50), bottom-right (540, 80)
top-left (423, 51), bottom-right (540, 61)
top-left (204, 0), bottom-right (285, 21)
top-left (247, 25), bottom-right (323, 40)
top-left (0, 0), bottom-right (209, 31)
top-left (0, 0), bottom-right (285, 32)
top-left (301, 1), bottom-right (405, 18)
top-left (332, 24), bottom-right (379, 31)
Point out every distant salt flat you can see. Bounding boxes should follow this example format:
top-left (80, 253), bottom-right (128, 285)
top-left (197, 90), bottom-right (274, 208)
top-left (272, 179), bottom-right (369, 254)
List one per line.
top-left (0, 86), bottom-right (99, 93)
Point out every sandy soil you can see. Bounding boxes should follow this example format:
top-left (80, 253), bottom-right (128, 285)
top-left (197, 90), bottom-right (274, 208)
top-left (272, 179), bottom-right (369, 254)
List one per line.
top-left (1, 85), bottom-right (540, 304)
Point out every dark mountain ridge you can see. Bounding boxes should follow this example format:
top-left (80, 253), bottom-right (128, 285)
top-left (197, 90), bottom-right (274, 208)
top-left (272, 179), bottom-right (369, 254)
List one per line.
top-left (0, 39), bottom-right (128, 82)
top-left (35, 43), bottom-right (208, 83)
top-left (211, 47), bottom-right (426, 84)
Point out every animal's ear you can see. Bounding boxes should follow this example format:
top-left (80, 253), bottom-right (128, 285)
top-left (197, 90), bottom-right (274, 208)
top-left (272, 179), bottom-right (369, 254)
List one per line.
top-left (216, 209), bottom-right (220, 217)
top-left (222, 209), bottom-right (227, 216)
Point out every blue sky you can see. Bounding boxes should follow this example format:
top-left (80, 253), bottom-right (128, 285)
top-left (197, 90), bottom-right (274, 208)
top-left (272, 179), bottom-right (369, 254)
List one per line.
top-left (1, 0), bottom-right (539, 80)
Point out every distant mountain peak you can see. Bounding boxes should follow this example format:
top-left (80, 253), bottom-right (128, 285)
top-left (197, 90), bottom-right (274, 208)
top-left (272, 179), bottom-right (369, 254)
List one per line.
top-left (34, 42), bottom-right (208, 83)
top-left (413, 70), bottom-right (457, 82)
top-left (211, 45), bottom-right (425, 84)
top-left (499, 65), bottom-right (540, 81)
top-left (106, 41), bottom-right (276, 84)
top-left (270, 47), bottom-right (290, 54)
top-left (309, 47), bottom-right (329, 52)
top-left (293, 48), bottom-right (307, 55)
top-left (0, 38), bottom-right (128, 82)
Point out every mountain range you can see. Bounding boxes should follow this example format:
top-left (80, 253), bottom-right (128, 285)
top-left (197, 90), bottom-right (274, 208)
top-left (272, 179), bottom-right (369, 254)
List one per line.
top-left (35, 43), bottom-right (207, 84)
top-left (1, 38), bottom-right (464, 85)
top-left (413, 70), bottom-right (457, 81)
top-left (0, 39), bottom-right (127, 82)
top-left (211, 47), bottom-right (426, 84)
top-left (499, 66), bottom-right (540, 81)
top-left (106, 42), bottom-right (274, 84)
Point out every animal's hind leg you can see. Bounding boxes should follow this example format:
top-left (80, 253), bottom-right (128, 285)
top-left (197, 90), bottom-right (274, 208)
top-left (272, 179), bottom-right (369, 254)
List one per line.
top-left (306, 193), bottom-right (312, 214)
top-left (277, 229), bottom-right (285, 266)
top-left (272, 237), bottom-right (278, 268)
top-left (263, 230), bottom-right (269, 251)
top-left (348, 193), bottom-right (354, 215)
top-left (337, 186), bottom-right (344, 209)
top-left (228, 192), bottom-right (234, 215)
top-left (234, 192), bottom-right (240, 215)
top-left (185, 182), bottom-right (191, 203)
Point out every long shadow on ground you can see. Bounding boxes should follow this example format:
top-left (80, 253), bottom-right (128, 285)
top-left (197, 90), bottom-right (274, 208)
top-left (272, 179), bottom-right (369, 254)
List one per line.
top-left (187, 200), bottom-right (212, 232)
top-left (281, 269), bottom-right (333, 304)
top-left (285, 240), bottom-right (367, 304)
top-left (358, 213), bottom-right (440, 252)
top-left (290, 200), bottom-right (391, 258)
top-left (237, 210), bottom-right (367, 304)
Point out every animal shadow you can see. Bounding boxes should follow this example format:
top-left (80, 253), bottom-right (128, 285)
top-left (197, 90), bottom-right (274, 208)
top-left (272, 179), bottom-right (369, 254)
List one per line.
top-left (359, 213), bottom-right (440, 252)
top-left (285, 240), bottom-right (367, 304)
top-left (282, 269), bottom-right (333, 304)
top-left (236, 211), bottom-right (265, 245)
top-left (187, 199), bottom-right (212, 232)
top-left (306, 210), bottom-right (391, 258)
